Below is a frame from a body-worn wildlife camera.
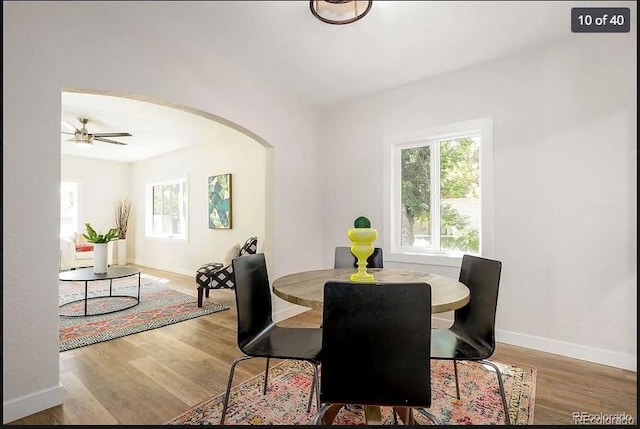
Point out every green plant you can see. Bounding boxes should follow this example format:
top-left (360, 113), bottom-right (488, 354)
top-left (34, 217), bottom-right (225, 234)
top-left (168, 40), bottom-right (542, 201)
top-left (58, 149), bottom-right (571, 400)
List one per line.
top-left (82, 223), bottom-right (119, 243)
top-left (353, 216), bottom-right (371, 228)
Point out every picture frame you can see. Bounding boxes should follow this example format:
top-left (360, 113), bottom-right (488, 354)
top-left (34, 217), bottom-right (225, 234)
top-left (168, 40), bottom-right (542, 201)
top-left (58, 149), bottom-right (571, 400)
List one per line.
top-left (208, 173), bottom-right (232, 229)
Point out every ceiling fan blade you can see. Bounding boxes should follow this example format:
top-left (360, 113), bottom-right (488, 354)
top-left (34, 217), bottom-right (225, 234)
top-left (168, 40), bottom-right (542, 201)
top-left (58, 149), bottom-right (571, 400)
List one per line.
top-left (61, 131), bottom-right (75, 135)
top-left (61, 120), bottom-right (80, 133)
top-left (95, 137), bottom-right (128, 146)
top-left (92, 132), bottom-right (132, 138)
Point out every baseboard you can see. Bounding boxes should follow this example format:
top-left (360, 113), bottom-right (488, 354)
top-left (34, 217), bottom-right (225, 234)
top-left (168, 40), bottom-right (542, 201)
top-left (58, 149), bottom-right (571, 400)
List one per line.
top-left (284, 306), bottom-right (638, 371)
top-left (274, 303), bottom-right (309, 323)
top-left (496, 328), bottom-right (637, 372)
top-left (131, 258), bottom-right (193, 278)
top-left (434, 314), bottom-right (636, 371)
top-left (3, 384), bottom-right (64, 424)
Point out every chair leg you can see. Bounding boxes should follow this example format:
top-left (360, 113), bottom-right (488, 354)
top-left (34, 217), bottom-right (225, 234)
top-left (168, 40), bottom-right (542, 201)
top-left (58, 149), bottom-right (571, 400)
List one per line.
top-left (197, 287), bottom-right (204, 308)
top-left (314, 363), bottom-right (321, 413)
top-left (310, 403), bottom-right (339, 425)
top-left (306, 362), bottom-right (320, 413)
top-left (263, 358), bottom-right (270, 395)
top-left (479, 360), bottom-right (511, 425)
top-left (220, 355), bottom-right (255, 425)
top-left (416, 407), bottom-right (440, 425)
top-left (453, 359), bottom-right (461, 399)
top-left (306, 373), bottom-right (314, 412)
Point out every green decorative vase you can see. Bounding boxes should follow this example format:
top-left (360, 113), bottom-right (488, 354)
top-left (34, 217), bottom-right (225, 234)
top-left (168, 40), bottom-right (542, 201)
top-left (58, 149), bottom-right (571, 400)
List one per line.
top-left (347, 228), bottom-right (378, 283)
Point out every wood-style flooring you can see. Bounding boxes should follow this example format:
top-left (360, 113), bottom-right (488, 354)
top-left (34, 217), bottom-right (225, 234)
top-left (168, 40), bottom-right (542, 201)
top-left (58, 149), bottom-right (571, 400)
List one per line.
top-left (7, 265), bottom-right (637, 425)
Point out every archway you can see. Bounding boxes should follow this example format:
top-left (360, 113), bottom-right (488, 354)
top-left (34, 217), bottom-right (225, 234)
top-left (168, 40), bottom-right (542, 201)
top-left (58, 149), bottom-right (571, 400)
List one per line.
top-left (59, 88), bottom-right (274, 289)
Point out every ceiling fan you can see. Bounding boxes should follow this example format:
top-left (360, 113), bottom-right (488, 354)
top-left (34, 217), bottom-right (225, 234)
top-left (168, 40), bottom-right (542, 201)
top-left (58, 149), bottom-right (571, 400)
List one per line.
top-left (61, 117), bottom-right (132, 146)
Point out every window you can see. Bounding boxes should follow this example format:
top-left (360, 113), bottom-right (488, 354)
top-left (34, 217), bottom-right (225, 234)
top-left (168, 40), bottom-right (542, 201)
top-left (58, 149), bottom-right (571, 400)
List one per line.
top-left (383, 117), bottom-right (494, 267)
top-left (145, 179), bottom-right (188, 240)
top-left (60, 181), bottom-right (78, 238)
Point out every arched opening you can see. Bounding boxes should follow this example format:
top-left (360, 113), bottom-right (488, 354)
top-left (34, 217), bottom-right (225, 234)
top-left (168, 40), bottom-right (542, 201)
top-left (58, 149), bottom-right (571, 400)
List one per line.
top-left (59, 87), bottom-right (274, 293)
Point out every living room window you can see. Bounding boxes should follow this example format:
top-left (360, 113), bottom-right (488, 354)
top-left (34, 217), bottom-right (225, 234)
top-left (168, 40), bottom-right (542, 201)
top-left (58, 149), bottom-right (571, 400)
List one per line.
top-left (383, 117), bottom-right (494, 267)
top-left (60, 181), bottom-right (79, 239)
top-left (145, 179), bottom-right (188, 240)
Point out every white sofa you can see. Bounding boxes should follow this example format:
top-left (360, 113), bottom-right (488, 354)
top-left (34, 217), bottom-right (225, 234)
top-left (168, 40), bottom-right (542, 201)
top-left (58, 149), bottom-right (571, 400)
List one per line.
top-left (59, 236), bottom-right (114, 271)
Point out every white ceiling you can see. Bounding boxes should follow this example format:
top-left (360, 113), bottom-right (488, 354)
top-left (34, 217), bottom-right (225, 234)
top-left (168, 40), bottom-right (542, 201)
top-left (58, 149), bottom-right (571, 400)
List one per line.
top-left (116, 0), bottom-right (579, 107)
top-left (61, 92), bottom-right (248, 163)
top-left (61, 1), bottom-right (587, 163)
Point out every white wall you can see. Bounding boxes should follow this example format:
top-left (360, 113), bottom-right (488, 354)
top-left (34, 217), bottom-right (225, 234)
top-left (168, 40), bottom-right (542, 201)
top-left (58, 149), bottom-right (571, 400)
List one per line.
top-left (321, 35), bottom-right (637, 370)
top-left (62, 130), bottom-right (266, 277)
top-left (3, 2), bottom-right (323, 423)
top-left (61, 155), bottom-right (132, 235)
top-left (4, 1), bottom-right (636, 423)
top-left (131, 137), bottom-right (266, 276)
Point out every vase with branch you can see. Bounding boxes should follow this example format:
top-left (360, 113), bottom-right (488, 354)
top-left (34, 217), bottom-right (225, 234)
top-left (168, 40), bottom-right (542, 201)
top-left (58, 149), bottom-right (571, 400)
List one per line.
top-left (114, 198), bottom-right (133, 266)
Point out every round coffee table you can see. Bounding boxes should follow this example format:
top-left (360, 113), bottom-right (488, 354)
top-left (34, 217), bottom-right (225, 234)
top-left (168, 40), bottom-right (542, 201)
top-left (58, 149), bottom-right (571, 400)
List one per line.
top-left (59, 266), bottom-right (142, 317)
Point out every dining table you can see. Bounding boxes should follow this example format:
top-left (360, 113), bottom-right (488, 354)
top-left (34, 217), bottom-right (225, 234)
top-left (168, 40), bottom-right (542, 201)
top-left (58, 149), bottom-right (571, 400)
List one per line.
top-left (271, 266), bottom-right (471, 425)
top-left (272, 267), bottom-right (470, 315)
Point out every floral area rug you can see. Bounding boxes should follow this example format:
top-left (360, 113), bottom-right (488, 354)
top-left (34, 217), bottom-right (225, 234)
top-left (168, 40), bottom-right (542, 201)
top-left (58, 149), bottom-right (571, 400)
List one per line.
top-left (59, 273), bottom-right (228, 352)
top-left (167, 359), bottom-right (536, 425)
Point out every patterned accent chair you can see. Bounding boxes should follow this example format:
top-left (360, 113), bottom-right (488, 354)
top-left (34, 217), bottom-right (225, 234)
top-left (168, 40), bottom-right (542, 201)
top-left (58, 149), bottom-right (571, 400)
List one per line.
top-left (196, 236), bottom-right (258, 307)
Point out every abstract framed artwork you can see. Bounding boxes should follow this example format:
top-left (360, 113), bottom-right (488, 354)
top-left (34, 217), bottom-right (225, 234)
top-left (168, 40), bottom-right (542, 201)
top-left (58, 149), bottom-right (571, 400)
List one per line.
top-left (208, 174), bottom-right (232, 229)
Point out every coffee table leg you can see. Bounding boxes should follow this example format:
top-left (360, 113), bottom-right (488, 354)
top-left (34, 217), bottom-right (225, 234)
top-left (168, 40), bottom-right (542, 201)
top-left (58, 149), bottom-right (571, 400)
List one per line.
top-left (137, 272), bottom-right (141, 302)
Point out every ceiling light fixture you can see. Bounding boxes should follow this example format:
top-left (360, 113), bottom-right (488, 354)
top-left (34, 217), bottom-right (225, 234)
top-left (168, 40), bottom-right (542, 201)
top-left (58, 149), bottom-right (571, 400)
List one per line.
top-left (74, 133), bottom-right (94, 148)
top-left (310, 0), bottom-right (372, 25)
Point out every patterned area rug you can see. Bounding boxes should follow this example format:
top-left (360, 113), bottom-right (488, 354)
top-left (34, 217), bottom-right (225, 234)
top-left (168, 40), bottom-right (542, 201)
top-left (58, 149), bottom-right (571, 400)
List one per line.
top-left (167, 359), bottom-right (536, 425)
top-left (59, 273), bottom-right (229, 352)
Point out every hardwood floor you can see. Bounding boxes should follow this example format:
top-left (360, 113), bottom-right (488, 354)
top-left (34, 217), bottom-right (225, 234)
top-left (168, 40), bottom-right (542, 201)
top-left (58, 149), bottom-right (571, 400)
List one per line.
top-left (8, 265), bottom-right (637, 425)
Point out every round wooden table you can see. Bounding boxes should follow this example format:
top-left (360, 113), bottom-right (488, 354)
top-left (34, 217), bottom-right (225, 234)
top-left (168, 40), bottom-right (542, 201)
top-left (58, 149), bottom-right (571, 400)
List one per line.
top-left (272, 267), bottom-right (470, 425)
top-left (272, 267), bottom-right (470, 314)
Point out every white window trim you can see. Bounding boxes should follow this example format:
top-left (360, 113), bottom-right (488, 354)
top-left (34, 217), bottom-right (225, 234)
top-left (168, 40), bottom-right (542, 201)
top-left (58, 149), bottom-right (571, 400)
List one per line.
top-left (382, 117), bottom-right (494, 267)
top-left (145, 177), bottom-right (189, 242)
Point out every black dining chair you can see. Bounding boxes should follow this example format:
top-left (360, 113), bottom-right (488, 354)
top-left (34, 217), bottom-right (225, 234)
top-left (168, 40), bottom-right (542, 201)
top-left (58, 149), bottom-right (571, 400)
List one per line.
top-left (333, 246), bottom-right (383, 269)
top-left (430, 254), bottom-right (510, 424)
top-left (311, 281), bottom-right (439, 425)
top-left (219, 253), bottom-right (322, 424)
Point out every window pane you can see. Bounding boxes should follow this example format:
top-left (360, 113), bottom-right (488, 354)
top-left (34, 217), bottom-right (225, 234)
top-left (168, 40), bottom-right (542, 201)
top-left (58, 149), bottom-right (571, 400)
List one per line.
top-left (162, 185), bottom-right (171, 233)
top-left (439, 137), bottom-right (480, 253)
top-left (60, 181), bottom-right (78, 238)
top-left (170, 183), bottom-right (180, 234)
top-left (400, 145), bottom-right (431, 248)
top-left (148, 181), bottom-right (187, 238)
top-left (153, 185), bottom-right (162, 234)
top-left (385, 117), bottom-right (492, 265)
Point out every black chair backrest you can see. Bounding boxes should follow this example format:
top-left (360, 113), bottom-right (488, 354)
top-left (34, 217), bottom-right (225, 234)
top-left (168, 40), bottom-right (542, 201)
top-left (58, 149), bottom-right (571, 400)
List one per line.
top-left (333, 246), bottom-right (384, 269)
top-left (321, 281), bottom-right (432, 407)
top-left (232, 253), bottom-right (273, 351)
top-left (451, 254), bottom-right (502, 354)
